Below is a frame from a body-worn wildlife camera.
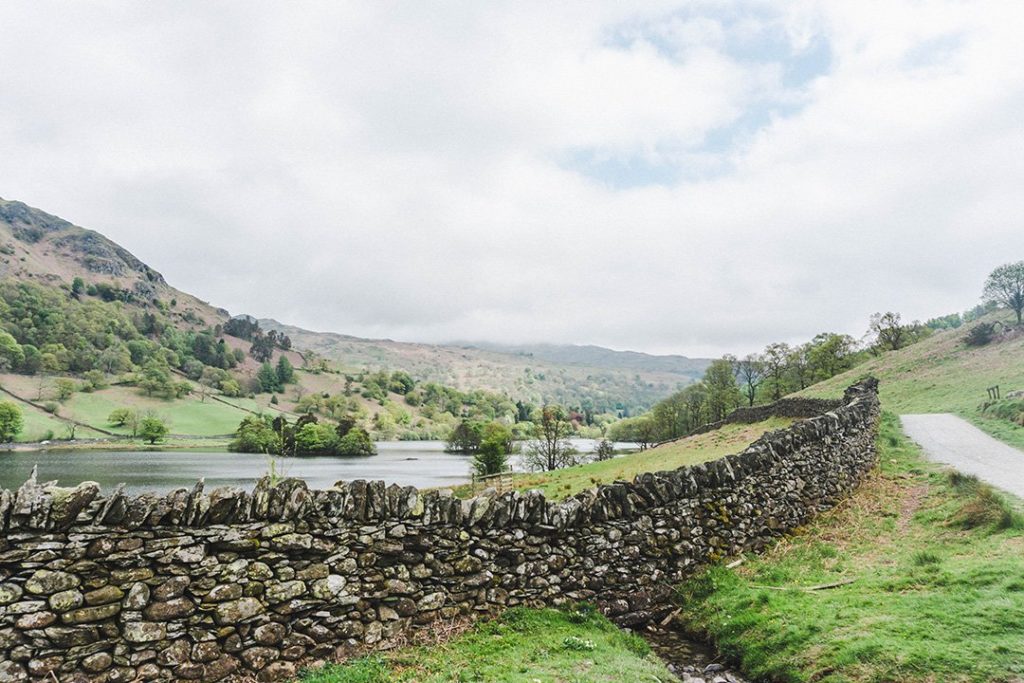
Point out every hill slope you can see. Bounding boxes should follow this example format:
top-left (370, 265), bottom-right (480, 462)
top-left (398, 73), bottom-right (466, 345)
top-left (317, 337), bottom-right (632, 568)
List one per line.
top-left (801, 311), bottom-right (1024, 448)
top-left (262, 319), bottom-right (707, 412)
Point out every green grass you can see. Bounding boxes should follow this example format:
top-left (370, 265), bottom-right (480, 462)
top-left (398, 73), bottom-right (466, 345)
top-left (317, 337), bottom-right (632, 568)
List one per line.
top-left (14, 402), bottom-right (106, 442)
top-left (300, 606), bottom-right (672, 683)
top-left (674, 413), bottom-right (1024, 683)
top-left (801, 312), bottom-right (1024, 449)
top-left (454, 417), bottom-right (792, 500)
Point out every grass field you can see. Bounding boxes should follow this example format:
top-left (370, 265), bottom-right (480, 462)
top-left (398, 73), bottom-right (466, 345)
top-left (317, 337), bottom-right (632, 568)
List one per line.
top-left (454, 417), bottom-right (792, 500)
top-left (674, 413), bottom-right (1024, 682)
top-left (300, 606), bottom-right (673, 683)
top-left (801, 312), bottom-right (1024, 449)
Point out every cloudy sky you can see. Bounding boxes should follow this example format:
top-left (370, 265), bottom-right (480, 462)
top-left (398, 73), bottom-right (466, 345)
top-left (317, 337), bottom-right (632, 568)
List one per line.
top-left (1, 1), bottom-right (1022, 356)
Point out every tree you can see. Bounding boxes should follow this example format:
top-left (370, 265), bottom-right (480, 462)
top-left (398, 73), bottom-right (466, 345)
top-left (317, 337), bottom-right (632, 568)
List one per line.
top-left (0, 401), bottom-right (24, 443)
top-left (0, 331), bottom-right (24, 372)
top-left (108, 408), bottom-right (135, 428)
top-left (229, 415), bottom-right (280, 454)
top-left (295, 422), bottom-right (337, 454)
top-left (806, 333), bottom-right (858, 382)
top-left (594, 439), bottom-right (615, 461)
top-left (139, 361), bottom-right (174, 398)
top-left (256, 362), bottom-right (280, 393)
top-left (446, 420), bottom-right (484, 454)
top-left (335, 427), bottom-right (376, 456)
top-left (762, 342), bottom-right (791, 401)
top-left (276, 356), bottom-right (295, 386)
top-left (523, 405), bottom-right (576, 471)
top-left (868, 311), bottom-right (912, 352)
top-left (472, 431), bottom-right (509, 477)
top-left (138, 416), bottom-right (169, 444)
top-left (607, 415), bottom-right (658, 450)
top-left (787, 344), bottom-right (812, 391)
top-left (733, 354), bottom-right (765, 407)
top-left (983, 261), bottom-right (1024, 325)
top-left (71, 277), bottom-right (85, 296)
top-left (704, 359), bottom-right (742, 421)
top-left (55, 378), bottom-right (76, 401)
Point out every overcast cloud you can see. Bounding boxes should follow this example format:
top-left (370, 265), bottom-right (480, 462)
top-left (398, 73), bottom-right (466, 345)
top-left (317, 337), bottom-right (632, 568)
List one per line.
top-left (1, 1), bottom-right (1022, 356)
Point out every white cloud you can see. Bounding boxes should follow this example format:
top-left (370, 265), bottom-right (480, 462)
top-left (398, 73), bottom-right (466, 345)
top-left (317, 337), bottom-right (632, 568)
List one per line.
top-left (0, 0), bottom-right (1021, 357)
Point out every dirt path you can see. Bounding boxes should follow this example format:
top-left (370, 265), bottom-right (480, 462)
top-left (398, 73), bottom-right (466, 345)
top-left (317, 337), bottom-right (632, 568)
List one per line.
top-left (901, 413), bottom-right (1024, 498)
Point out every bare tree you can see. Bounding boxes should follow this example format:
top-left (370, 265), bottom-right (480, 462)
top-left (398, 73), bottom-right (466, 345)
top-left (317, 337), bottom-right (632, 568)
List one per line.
top-left (522, 405), bottom-right (577, 471)
top-left (983, 261), bottom-right (1024, 325)
top-left (733, 354), bottom-right (765, 407)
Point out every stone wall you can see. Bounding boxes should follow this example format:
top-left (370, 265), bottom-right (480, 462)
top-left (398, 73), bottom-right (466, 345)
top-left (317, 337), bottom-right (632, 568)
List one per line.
top-left (686, 396), bottom-right (845, 437)
top-left (0, 379), bottom-right (879, 682)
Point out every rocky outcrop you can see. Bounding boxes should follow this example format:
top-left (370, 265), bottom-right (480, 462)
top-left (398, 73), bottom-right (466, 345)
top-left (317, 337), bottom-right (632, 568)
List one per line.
top-left (0, 379), bottom-right (880, 682)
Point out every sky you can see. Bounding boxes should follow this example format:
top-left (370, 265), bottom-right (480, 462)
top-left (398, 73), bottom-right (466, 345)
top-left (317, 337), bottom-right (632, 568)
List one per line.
top-left (0, 1), bottom-right (1022, 357)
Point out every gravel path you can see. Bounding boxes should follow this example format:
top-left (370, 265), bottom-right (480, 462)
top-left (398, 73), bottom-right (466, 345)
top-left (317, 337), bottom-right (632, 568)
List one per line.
top-left (901, 414), bottom-right (1024, 498)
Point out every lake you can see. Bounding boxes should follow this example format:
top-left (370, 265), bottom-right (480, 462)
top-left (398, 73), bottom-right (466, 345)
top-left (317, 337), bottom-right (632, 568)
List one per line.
top-left (0, 439), bottom-right (629, 495)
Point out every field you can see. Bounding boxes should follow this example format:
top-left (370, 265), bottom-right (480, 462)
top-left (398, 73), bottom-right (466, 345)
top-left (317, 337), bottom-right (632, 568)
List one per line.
top-left (802, 312), bottom-right (1024, 448)
top-left (675, 413), bottom-right (1024, 682)
top-left (455, 417), bottom-right (792, 500)
top-left (301, 607), bottom-right (673, 683)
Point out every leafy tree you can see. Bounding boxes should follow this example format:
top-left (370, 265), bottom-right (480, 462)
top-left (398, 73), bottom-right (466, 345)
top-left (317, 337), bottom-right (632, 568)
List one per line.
top-left (295, 422), bottom-right (337, 454)
top-left (446, 420), bottom-right (485, 454)
top-left (0, 401), bottom-right (24, 443)
top-left (108, 408), bottom-right (135, 427)
top-left (138, 416), bottom-right (169, 444)
top-left (704, 358), bottom-right (742, 421)
top-left (786, 344), bottom-right (812, 391)
top-left (983, 261), bottom-right (1024, 325)
top-left (256, 362), bottom-right (281, 393)
top-left (276, 356), bottom-right (295, 385)
top-left (139, 361), bottom-right (174, 398)
top-left (607, 415), bottom-right (658, 450)
top-left (868, 311), bottom-right (912, 352)
top-left (523, 405), bottom-right (576, 471)
top-left (220, 378), bottom-right (242, 397)
top-left (19, 344), bottom-right (41, 375)
top-left (55, 378), bottom-right (76, 401)
top-left (762, 342), bottom-right (792, 401)
top-left (0, 331), bottom-right (24, 372)
top-left (472, 438), bottom-right (508, 477)
top-left (806, 333), bottom-right (859, 382)
top-left (388, 370), bottom-right (415, 394)
top-left (335, 427), bottom-right (376, 456)
top-left (71, 277), bottom-right (85, 296)
top-left (229, 415), bottom-right (280, 454)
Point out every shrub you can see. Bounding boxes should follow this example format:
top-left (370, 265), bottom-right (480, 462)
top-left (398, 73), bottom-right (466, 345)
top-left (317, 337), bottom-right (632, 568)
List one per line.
top-left (42, 401), bottom-right (59, 415)
top-left (965, 322), bottom-right (996, 346)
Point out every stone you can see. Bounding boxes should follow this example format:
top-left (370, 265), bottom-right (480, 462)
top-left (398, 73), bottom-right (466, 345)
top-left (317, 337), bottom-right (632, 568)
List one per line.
top-left (201, 655), bottom-right (240, 682)
top-left (0, 583), bottom-right (23, 605)
top-left (241, 646), bottom-right (279, 670)
top-left (124, 582), bottom-right (150, 610)
top-left (152, 576), bottom-right (190, 601)
top-left (84, 585), bottom-right (124, 606)
top-left (81, 652), bottom-right (113, 673)
top-left (122, 622), bottom-right (166, 644)
top-left (191, 641), bottom-right (222, 663)
top-left (417, 592), bottom-right (446, 611)
top-left (143, 598), bottom-right (195, 621)
top-left (61, 603), bottom-right (121, 625)
top-left (25, 570), bottom-right (79, 595)
top-left (265, 580), bottom-right (305, 604)
top-left (254, 622), bottom-right (287, 646)
top-left (15, 612), bottom-right (56, 630)
top-left (48, 588), bottom-right (84, 612)
top-left (214, 597), bottom-right (264, 626)
top-left (0, 661), bottom-right (28, 682)
top-left (256, 661), bottom-right (297, 682)
top-left (311, 575), bottom-right (346, 599)
top-left (204, 584), bottom-right (242, 602)
top-left (26, 656), bottom-right (61, 678)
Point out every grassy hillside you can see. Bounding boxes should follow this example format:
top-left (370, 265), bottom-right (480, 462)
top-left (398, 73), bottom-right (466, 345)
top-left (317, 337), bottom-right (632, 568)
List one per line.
top-left (675, 414), bottom-right (1024, 682)
top-left (800, 311), bottom-right (1024, 448)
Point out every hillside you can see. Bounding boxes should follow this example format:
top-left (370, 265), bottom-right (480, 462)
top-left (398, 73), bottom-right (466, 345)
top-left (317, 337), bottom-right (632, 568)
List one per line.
top-left (801, 311), bottom-right (1024, 448)
top-left (0, 197), bottom-right (227, 329)
top-left (262, 319), bottom-right (704, 413)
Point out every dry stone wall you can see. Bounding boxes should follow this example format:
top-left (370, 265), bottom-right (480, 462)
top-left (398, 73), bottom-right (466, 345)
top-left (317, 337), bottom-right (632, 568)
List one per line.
top-left (0, 379), bottom-right (880, 682)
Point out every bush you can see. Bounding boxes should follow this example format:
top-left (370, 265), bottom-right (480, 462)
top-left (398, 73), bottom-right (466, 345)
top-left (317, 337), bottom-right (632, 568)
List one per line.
top-left (42, 401), bottom-right (59, 415)
top-left (965, 322), bottom-right (996, 346)
top-left (949, 472), bottom-right (1024, 530)
top-left (336, 427), bottom-right (376, 456)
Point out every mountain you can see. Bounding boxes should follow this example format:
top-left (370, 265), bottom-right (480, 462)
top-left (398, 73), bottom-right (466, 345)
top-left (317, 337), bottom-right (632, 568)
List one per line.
top-left (0, 196), bottom-right (706, 415)
top-left (460, 342), bottom-right (710, 377)
top-left (261, 319), bottom-right (709, 412)
top-left (0, 197), bottom-right (227, 329)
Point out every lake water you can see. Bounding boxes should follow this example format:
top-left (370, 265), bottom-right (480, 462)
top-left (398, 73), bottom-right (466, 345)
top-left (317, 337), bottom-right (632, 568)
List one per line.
top-left (0, 439), bottom-right (628, 495)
